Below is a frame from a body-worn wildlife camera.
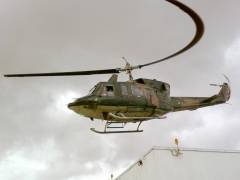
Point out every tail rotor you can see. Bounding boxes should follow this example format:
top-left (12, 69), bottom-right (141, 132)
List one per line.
top-left (210, 74), bottom-right (231, 87)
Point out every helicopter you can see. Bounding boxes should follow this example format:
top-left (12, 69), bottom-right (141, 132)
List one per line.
top-left (4, 0), bottom-right (231, 134)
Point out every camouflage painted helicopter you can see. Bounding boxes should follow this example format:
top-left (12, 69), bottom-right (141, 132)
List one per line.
top-left (4, 0), bottom-right (230, 134)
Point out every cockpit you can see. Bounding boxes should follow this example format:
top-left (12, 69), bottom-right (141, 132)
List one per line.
top-left (88, 83), bottom-right (115, 97)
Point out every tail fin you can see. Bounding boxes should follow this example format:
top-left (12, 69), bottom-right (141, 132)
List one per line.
top-left (201, 82), bottom-right (231, 104)
top-left (209, 75), bottom-right (231, 103)
top-left (218, 83), bottom-right (231, 102)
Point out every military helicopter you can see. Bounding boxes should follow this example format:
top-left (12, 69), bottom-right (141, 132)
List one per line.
top-left (4, 0), bottom-right (230, 134)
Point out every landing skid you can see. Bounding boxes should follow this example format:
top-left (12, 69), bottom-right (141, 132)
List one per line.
top-left (90, 120), bottom-right (144, 134)
top-left (90, 128), bottom-right (143, 134)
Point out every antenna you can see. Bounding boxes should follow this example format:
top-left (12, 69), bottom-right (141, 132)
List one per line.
top-left (171, 137), bottom-right (182, 157)
top-left (175, 138), bottom-right (179, 151)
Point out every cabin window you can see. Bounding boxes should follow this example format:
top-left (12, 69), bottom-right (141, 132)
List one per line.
top-left (131, 85), bottom-right (143, 97)
top-left (121, 85), bottom-right (128, 96)
top-left (102, 85), bottom-right (114, 96)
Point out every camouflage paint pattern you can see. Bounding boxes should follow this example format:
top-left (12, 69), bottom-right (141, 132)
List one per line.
top-left (68, 75), bottom-right (230, 122)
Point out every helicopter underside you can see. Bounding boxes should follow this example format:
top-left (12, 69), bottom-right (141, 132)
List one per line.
top-left (69, 104), bottom-right (166, 122)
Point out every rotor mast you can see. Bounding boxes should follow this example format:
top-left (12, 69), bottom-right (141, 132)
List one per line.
top-left (122, 57), bottom-right (134, 81)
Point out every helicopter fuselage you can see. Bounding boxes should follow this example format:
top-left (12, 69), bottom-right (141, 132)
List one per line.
top-left (68, 75), bottom-right (230, 122)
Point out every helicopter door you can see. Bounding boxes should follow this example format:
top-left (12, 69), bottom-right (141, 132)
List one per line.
top-left (144, 88), bottom-right (159, 107)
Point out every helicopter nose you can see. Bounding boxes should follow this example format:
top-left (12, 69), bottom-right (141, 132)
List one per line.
top-left (68, 96), bottom-right (98, 110)
top-left (67, 102), bottom-right (76, 110)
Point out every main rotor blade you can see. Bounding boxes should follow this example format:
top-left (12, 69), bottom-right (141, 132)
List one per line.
top-left (138, 0), bottom-right (204, 68)
top-left (4, 0), bottom-right (204, 78)
top-left (4, 68), bottom-right (120, 77)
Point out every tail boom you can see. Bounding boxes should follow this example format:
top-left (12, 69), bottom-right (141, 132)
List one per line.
top-left (171, 83), bottom-right (230, 112)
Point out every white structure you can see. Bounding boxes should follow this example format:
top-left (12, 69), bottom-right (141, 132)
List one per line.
top-left (115, 147), bottom-right (240, 180)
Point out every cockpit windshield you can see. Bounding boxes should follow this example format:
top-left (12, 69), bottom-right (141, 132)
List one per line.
top-left (88, 85), bottom-right (97, 95)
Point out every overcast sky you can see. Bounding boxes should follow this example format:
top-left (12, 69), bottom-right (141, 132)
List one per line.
top-left (0, 0), bottom-right (240, 179)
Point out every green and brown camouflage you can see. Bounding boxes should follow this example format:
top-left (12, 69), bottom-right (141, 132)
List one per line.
top-left (68, 74), bottom-right (231, 122)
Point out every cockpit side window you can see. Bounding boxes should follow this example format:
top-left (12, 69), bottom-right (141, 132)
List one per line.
top-left (102, 85), bottom-right (114, 96)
